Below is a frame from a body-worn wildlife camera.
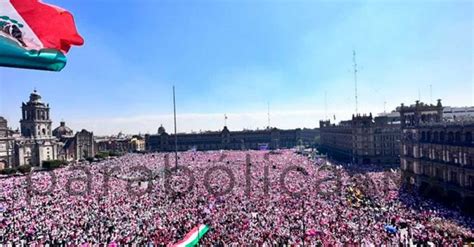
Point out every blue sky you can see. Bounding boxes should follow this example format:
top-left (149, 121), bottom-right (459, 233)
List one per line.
top-left (0, 0), bottom-right (472, 135)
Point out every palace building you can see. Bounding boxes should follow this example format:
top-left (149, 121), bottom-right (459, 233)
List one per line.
top-left (319, 112), bottom-right (401, 165)
top-left (145, 125), bottom-right (318, 152)
top-left (400, 100), bottom-right (474, 211)
top-left (319, 119), bottom-right (353, 162)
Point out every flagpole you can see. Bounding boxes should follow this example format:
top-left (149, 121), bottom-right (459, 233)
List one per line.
top-left (302, 193), bottom-right (305, 247)
top-left (197, 223), bottom-right (200, 246)
top-left (173, 86), bottom-right (178, 170)
top-left (195, 188), bottom-right (199, 245)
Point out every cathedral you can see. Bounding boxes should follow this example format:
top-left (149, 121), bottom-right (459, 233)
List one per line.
top-left (0, 90), bottom-right (95, 169)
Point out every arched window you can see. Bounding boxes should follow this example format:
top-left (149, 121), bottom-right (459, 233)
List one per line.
top-left (440, 132), bottom-right (445, 142)
top-left (42, 128), bottom-right (46, 135)
top-left (448, 132), bottom-right (454, 142)
top-left (427, 131), bottom-right (432, 141)
top-left (466, 132), bottom-right (472, 144)
top-left (434, 132), bottom-right (439, 142)
top-left (455, 131), bottom-right (461, 143)
top-left (421, 131), bottom-right (426, 141)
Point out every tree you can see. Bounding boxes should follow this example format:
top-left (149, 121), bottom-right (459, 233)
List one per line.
top-left (1, 167), bottom-right (17, 175)
top-left (109, 152), bottom-right (121, 157)
top-left (18, 165), bottom-right (32, 174)
top-left (95, 152), bottom-right (109, 159)
top-left (42, 160), bottom-right (66, 170)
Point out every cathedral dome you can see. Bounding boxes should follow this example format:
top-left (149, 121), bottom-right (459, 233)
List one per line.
top-left (53, 121), bottom-right (73, 138)
top-left (158, 124), bottom-right (166, 135)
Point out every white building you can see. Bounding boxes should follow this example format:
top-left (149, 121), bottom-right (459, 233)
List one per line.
top-left (443, 106), bottom-right (474, 122)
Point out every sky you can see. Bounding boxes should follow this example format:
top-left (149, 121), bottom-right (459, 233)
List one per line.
top-left (0, 0), bottom-right (472, 135)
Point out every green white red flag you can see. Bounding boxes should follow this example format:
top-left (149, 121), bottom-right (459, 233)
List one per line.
top-left (0, 0), bottom-right (83, 71)
top-left (172, 224), bottom-right (209, 247)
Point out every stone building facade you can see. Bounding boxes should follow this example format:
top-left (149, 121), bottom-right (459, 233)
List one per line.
top-left (400, 100), bottom-right (474, 210)
top-left (145, 126), bottom-right (318, 152)
top-left (0, 117), bottom-right (15, 169)
top-left (373, 114), bottom-right (401, 164)
top-left (95, 136), bottom-right (133, 154)
top-left (53, 121), bottom-right (95, 161)
top-left (319, 120), bottom-right (353, 162)
top-left (319, 112), bottom-right (401, 165)
top-left (131, 135), bottom-right (146, 152)
top-left (57, 129), bottom-right (95, 161)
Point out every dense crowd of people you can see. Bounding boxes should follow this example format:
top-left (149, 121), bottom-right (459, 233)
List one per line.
top-left (0, 150), bottom-right (473, 245)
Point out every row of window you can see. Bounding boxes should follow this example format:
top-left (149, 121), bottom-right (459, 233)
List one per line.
top-left (23, 109), bottom-right (49, 121)
top-left (420, 131), bottom-right (472, 144)
top-left (421, 165), bottom-right (474, 187)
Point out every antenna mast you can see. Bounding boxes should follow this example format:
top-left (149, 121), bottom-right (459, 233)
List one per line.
top-left (325, 91), bottom-right (328, 120)
top-left (173, 86), bottom-right (178, 170)
top-left (429, 84), bottom-right (433, 105)
top-left (352, 50), bottom-right (359, 114)
top-left (267, 102), bottom-right (270, 128)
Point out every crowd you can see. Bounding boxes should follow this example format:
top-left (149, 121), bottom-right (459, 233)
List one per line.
top-left (0, 150), bottom-right (473, 245)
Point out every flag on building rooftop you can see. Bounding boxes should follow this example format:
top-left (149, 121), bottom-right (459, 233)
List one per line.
top-left (0, 0), bottom-right (84, 71)
top-left (172, 224), bottom-right (209, 247)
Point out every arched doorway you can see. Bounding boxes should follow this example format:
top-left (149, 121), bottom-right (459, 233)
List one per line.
top-left (463, 197), bottom-right (474, 215)
top-left (428, 185), bottom-right (444, 201)
top-left (446, 190), bottom-right (462, 207)
top-left (419, 181), bottom-right (431, 196)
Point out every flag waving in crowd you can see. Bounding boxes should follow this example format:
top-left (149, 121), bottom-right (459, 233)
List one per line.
top-left (0, 0), bottom-right (83, 71)
top-left (172, 225), bottom-right (210, 247)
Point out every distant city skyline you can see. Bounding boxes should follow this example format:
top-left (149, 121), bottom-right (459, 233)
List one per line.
top-left (1, 0), bottom-right (472, 135)
top-left (1, 89), bottom-right (471, 136)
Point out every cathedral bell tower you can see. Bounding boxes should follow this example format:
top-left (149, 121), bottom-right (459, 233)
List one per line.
top-left (20, 90), bottom-right (52, 139)
top-left (16, 90), bottom-right (58, 166)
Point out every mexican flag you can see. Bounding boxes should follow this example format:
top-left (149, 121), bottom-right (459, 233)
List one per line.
top-left (172, 224), bottom-right (209, 247)
top-left (0, 0), bottom-right (83, 71)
